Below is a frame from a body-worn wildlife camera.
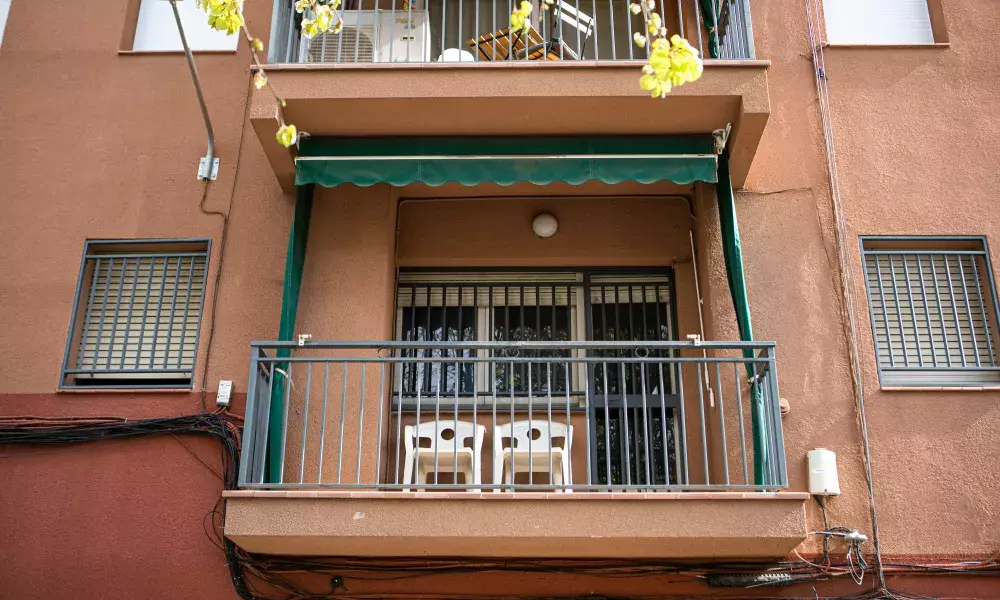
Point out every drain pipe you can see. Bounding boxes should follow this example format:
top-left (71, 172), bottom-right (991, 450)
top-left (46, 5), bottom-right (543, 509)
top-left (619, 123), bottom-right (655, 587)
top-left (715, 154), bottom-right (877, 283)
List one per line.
top-left (169, 0), bottom-right (219, 180)
top-left (689, 230), bottom-right (715, 407)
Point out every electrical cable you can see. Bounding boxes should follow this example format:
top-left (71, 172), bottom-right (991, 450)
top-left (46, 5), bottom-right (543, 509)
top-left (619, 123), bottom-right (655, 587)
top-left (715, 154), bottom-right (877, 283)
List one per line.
top-left (0, 413), bottom-right (254, 599)
top-left (196, 73), bottom-right (254, 413)
top-left (2, 411), bottom-right (998, 600)
top-left (815, 496), bottom-right (831, 565)
top-left (804, 0), bottom-right (887, 592)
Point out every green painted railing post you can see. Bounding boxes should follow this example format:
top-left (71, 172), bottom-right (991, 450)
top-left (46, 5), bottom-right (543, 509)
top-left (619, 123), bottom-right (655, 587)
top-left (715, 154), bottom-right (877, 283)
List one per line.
top-left (715, 152), bottom-right (769, 485)
top-left (267, 184), bottom-right (315, 484)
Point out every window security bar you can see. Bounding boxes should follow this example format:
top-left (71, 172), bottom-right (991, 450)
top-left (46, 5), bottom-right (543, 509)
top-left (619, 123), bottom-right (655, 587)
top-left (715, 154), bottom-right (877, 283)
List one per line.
top-left (861, 238), bottom-right (1000, 388)
top-left (59, 241), bottom-right (210, 389)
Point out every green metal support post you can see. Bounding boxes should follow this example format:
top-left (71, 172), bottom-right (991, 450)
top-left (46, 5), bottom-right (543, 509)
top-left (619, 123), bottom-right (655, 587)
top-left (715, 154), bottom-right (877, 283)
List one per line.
top-left (715, 151), bottom-right (770, 485)
top-left (267, 184), bottom-right (315, 483)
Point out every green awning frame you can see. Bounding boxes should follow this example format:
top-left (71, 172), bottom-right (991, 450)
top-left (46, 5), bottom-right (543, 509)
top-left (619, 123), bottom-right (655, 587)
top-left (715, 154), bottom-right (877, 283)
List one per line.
top-left (701, 0), bottom-right (722, 59)
top-left (716, 150), bottom-right (772, 486)
top-left (295, 136), bottom-right (718, 188)
top-left (267, 184), bottom-right (314, 484)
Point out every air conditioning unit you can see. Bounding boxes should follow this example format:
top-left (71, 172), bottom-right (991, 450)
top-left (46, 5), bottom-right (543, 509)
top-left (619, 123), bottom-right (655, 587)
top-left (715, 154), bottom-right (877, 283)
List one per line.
top-left (298, 10), bottom-right (430, 64)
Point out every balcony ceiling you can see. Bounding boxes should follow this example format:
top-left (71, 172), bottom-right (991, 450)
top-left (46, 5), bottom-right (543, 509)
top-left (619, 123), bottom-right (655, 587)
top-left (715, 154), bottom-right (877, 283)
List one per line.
top-left (251, 60), bottom-right (770, 190)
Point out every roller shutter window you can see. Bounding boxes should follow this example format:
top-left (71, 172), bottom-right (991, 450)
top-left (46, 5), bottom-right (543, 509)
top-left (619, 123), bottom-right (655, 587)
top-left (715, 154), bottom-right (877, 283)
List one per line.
top-left (823, 0), bottom-right (934, 45)
top-left (61, 240), bottom-right (209, 389)
top-left (862, 238), bottom-right (1000, 387)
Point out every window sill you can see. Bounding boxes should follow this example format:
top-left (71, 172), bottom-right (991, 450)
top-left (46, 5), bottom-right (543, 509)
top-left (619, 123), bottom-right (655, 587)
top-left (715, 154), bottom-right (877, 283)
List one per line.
top-left (118, 49), bottom-right (239, 56)
top-left (57, 387), bottom-right (195, 394)
top-left (880, 386), bottom-right (1000, 392)
top-left (823, 42), bottom-right (950, 50)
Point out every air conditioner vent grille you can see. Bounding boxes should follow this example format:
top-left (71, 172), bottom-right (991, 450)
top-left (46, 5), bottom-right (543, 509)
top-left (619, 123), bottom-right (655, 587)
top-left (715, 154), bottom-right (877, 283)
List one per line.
top-left (307, 25), bottom-right (377, 63)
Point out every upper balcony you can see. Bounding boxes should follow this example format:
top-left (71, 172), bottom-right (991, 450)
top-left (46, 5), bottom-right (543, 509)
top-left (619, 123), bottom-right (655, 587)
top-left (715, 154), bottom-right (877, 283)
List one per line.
top-left (253, 0), bottom-right (770, 189)
top-left (224, 339), bottom-right (806, 559)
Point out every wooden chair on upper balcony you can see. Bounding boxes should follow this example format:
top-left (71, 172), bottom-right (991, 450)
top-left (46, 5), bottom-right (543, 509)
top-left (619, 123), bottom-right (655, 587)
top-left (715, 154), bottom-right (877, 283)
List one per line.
top-left (467, 0), bottom-right (594, 61)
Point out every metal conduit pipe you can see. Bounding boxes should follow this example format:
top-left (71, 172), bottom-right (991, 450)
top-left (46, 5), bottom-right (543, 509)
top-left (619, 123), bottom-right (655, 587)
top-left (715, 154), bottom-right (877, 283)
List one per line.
top-left (169, 0), bottom-right (217, 180)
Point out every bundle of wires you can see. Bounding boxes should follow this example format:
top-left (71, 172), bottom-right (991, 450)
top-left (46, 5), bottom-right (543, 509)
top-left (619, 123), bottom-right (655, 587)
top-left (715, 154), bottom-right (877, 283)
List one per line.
top-left (3, 414), bottom-right (999, 600)
top-left (0, 412), bottom-right (256, 600)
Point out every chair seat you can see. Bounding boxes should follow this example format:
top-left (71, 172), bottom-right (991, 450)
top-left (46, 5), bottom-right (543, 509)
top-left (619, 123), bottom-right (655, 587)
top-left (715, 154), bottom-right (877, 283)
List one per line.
top-left (501, 448), bottom-right (567, 465)
top-left (413, 448), bottom-right (475, 458)
top-left (502, 449), bottom-right (567, 470)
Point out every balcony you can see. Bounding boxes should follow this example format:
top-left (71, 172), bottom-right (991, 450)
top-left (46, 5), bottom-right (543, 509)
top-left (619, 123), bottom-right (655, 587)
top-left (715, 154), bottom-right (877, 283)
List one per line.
top-left (269, 0), bottom-right (755, 65)
top-left (224, 340), bottom-right (807, 559)
top-left (252, 0), bottom-right (770, 189)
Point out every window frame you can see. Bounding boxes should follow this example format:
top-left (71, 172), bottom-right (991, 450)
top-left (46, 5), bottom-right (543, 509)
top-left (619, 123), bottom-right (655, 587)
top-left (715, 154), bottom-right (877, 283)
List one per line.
top-left (392, 267), bottom-right (678, 406)
top-left (860, 235), bottom-right (1000, 389)
top-left (821, 0), bottom-right (948, 46)
top-left (59, 238), bottom-right (212, 391)
top-left (391, 266), bottom-right (685, 485)
top-left (0, 0), bottom-right (11, 47)
top-left (125, 0), bottom-right (240, 53)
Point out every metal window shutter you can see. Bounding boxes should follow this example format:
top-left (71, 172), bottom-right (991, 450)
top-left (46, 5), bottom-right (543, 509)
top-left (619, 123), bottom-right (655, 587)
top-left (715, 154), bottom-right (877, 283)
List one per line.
top-left (76, 255), bottom-right (207, 378)
top-left (863, 251), bottom-right (998, 386)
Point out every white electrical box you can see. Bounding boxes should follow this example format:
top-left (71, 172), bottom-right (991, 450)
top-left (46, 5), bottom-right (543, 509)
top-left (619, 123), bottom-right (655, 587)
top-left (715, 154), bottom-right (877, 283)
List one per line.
top-left (808, 448), bottom-right (841, 496)
top-left (217, 380), bottom-right (233, 407)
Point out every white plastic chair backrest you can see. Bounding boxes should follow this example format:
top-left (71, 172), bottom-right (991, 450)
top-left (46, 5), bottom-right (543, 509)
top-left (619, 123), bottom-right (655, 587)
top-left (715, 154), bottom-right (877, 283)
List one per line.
top-left (405, 420), bottom-right (481, 454)
top-left (494, 420), bottom-right (570, 455)
top-left (556, 1), bottom-right (594, 34)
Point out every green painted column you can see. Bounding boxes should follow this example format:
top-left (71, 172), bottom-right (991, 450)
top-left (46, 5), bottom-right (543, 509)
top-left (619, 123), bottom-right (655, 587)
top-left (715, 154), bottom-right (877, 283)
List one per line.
top-left (700, 0), bottom-right (721, 58)
top-left (267, 184), bottom-right (315, 484)
top-left (715, 152), bottom-right (769, 485)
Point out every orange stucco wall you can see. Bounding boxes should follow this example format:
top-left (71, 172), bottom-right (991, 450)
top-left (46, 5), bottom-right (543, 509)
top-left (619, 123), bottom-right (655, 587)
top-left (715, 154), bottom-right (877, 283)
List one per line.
top-left (1, 0), bottom-right (1000, 598)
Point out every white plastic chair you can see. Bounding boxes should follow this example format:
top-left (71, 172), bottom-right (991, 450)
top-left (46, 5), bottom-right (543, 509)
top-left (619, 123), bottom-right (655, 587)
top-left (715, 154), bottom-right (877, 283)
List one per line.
top-left (492, 420), bottom-right (573, 492)
top-left (403, 420), bottom-right (485, 491)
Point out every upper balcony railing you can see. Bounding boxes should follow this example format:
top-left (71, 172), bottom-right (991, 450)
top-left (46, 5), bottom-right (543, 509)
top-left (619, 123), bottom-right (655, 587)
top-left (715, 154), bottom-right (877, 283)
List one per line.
top-left (238, 340), bottom-right (786, 492)
top-left (267, 0), bottom-right (755, 65)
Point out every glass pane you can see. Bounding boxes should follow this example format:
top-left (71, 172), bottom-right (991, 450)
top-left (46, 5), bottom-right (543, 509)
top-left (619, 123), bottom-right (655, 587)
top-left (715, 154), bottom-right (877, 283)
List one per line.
top-left (493, 304), bottom-right (571, 394)
top-left (400, 306), bottom-right (476, 395)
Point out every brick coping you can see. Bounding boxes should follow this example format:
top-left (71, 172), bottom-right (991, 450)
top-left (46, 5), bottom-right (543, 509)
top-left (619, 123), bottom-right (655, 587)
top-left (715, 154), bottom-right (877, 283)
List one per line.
top-left (223, 490), bottom-right (809, 501)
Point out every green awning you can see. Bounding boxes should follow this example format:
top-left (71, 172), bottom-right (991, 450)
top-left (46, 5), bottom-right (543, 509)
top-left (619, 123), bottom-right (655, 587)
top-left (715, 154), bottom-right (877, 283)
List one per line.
top-left (295, 136), bottom-right (718, 188)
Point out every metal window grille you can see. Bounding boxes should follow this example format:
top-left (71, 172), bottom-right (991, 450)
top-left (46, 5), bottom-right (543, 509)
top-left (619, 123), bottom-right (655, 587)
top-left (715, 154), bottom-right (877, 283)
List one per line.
top-left (861, 237), bottom-right (1000, 387)
top-left (394, 269), bottom-right (681, 486)
top-left (60, 240), bottom-right (210, 389)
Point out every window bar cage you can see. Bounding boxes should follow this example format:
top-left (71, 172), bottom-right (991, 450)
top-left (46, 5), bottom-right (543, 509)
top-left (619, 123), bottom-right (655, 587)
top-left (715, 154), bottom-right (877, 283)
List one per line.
top-left (861, 238), bottom-right (1000, 387)
top-left (60, 241), bottom-right (210, 389)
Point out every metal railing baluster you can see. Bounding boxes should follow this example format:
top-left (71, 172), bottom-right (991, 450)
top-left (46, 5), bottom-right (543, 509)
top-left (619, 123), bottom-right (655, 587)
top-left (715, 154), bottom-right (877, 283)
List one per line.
top-left (356, 363), bottom-right (366, 484)
top-left (714, 362), bottom-right (729, 485)
top-left (318, 362), bottom-right (330, 483)
top-left (299, 363), bottom-right (312, 483)
top-left (337, 362), bottom-right (348, 483)
top-left (375, 362), bottom-right (385, 485)
top-left (733, 362), bottom-right (748, 485)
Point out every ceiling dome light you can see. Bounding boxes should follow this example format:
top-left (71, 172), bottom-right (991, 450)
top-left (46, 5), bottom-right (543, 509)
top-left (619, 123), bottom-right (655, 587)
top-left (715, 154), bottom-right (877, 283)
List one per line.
top-left (532, 213), bottom-right (558, 238)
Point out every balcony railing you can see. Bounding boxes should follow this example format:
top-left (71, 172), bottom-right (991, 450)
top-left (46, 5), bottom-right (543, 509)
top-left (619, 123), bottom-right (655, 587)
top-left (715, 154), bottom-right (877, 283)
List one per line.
top-left (238, 340), bottom-right (787, 492)
top-left (267, 0), bottom-right (754, 65)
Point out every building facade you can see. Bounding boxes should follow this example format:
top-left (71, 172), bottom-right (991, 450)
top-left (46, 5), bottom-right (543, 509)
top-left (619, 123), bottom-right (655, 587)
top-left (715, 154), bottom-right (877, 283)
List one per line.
top-left (1, 0), bottom-right (998, 598)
